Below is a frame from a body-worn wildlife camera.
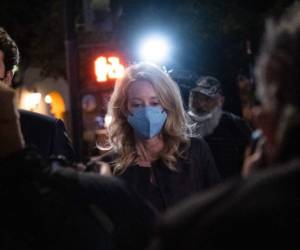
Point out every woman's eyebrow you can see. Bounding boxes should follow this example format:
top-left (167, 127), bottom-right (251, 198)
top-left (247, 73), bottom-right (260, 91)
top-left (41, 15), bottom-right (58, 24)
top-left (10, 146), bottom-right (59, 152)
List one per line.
top-left (128, 97), bottom-right (142, 101)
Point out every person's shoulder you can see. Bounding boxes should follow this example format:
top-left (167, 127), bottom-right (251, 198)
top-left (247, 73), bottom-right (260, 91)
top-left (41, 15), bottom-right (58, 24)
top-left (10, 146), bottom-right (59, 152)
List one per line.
top-left (190, 136), bottom-right (205, 144)
top-left (19, 109), bottom-right (58, 124)
top-left (161, 160), bottom-right (300, 226)
top-left (222, 111), bottom-right (245, 123)
top-left (189, 136), bottom-right (209, 150)
top-left (241, 159), bottom-right (300, 195)
top-left (222, 111), bottom-right (252, 135)
top-left (201, 159), bottom-right (300, 211)
top-left (182, 137), bottom-right (212, 160)
top-left (159, 176), bottom-right (242, 229)
top-left (156, 162), bottom-right (300, 250)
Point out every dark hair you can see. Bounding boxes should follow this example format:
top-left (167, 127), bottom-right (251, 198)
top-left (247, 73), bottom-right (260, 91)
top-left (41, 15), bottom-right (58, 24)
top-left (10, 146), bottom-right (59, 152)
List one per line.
top-left (255, 2), bottom-right (300, 162)
top-left (0, 27), bottom-right (20, 72)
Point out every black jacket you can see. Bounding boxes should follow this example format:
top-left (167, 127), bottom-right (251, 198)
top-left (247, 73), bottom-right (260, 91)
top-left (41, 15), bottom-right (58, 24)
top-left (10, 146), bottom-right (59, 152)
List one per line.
top-left (19, 109), bottom-right (75, 162)
top-left (0, 148), bottom-right (156, 250)
top-left (98, 138), bottom-right (221, 211)
top-left (204, 111), bottom-right (251, 180)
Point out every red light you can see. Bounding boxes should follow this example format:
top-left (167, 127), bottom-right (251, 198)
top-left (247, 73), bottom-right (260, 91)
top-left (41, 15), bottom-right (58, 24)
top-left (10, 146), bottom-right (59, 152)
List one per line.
top-left (94, 56), bottom-right (125, 82)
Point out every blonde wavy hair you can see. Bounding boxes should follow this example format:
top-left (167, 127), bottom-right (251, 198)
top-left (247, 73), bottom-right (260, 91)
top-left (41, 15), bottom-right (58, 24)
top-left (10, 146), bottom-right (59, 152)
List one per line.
top-left (107, 62), bottom-right (191, 174)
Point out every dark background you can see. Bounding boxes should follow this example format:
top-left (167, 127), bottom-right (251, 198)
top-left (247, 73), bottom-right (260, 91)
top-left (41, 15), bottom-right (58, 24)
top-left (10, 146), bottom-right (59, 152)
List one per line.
top-left (0, 0), bottom-right (297, 114)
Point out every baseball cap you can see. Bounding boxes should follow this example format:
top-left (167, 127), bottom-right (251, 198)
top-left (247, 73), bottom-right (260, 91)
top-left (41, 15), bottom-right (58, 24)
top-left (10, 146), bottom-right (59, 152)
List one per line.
top-left (192, 76), bottom-right (222, 97)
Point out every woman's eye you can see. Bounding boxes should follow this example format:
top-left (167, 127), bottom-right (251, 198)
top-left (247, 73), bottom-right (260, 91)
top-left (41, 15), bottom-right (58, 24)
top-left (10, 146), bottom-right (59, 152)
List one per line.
top-left (151, 102), bottom-right (160, 106)
top-left (131, 103), bottom-right (142, 108)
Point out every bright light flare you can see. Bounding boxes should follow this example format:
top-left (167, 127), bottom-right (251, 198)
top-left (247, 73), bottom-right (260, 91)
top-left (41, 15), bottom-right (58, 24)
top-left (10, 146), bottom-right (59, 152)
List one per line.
top-left (23, 92), bottom-right (41, 110)
top-left (139, 36), bottom-right (171, 63)
top-left (104, 114), bottom-right (112, 128)
top-left (45, 95), bottom-right (52, 104)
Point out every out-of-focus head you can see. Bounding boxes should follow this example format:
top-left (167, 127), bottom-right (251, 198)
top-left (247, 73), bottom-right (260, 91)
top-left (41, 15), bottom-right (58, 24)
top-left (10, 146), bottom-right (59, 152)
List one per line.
top-left (189, 76), bottom-right (224, 117)
top-left (255, 3), bottom-right (300, 161)
top-left (107, 62), bottom-right (190, 172)
top-left (0, 27), bottom-right (19, 85)
top-left (255, 3), bottom-right (300, 114)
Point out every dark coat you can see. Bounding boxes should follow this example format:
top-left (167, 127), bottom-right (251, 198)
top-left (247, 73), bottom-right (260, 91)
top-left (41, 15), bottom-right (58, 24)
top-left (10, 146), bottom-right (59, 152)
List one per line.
top-left (0, 148), bottom-right (156, 250)
top-left (204, 111), bottom-right (251, 180)
top-left (98, 138), bottom-right (221, 211)
top-left (19, 109), bottom-right (75, 162)
top-left (151, 159), bottom-right (300, 250)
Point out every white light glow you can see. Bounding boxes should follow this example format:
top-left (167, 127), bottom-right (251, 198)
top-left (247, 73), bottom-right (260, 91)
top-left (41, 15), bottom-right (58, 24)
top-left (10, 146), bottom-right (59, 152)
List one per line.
top-left (104, 114), bottom-right (112, 128)
top-left (23, 92), bottom-right (41, 111)
top-left (45, 95), bottom-right (52, 104)
top-left (139, 35), bottom-right (170, 63)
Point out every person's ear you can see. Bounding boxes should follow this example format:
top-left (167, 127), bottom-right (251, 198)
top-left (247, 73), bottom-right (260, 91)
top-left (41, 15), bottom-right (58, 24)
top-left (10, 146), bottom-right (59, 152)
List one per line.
top-left (3, 70), bottom-right (13, 86)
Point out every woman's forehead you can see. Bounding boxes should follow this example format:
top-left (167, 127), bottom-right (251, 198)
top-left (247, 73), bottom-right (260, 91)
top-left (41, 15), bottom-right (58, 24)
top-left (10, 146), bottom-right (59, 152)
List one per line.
top-left (127, 80), bottom-right (157, 99)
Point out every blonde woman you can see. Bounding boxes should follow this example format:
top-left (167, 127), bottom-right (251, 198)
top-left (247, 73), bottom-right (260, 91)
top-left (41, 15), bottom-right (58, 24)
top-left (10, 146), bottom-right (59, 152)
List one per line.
top-left (98, 62), bottom-right (220, 211)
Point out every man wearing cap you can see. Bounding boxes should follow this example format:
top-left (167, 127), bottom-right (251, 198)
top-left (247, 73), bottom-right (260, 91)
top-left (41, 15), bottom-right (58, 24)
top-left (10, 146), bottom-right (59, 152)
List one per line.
top-left (188, 76), bottom-right (251, 180)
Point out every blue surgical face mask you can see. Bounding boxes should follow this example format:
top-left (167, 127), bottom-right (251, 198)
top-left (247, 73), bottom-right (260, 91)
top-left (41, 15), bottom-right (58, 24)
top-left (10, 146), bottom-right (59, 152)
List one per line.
top-left (127, 106), bottom-right (167, 139)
